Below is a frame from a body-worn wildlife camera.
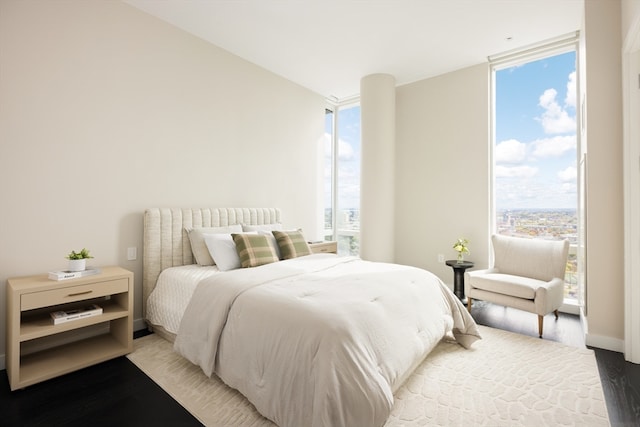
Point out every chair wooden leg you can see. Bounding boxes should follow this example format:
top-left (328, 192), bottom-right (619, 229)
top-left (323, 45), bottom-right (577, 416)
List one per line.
top-left (538, 315), bottom-right (544, 338)
top-left (554, 309), bottom-right (559, 319)
top-left (467, 297), bottom-right (472, 312)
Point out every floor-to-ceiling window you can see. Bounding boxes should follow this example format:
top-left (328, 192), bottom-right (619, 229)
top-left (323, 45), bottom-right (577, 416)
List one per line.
top-left (324, 102), bottom-right (361, 255)
top-left (492, 38), bottom-right (581, 308)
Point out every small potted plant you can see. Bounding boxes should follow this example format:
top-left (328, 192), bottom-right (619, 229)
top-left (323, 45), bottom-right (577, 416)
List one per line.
top-left (452, 238), bottom-right (469, 263)
top-left (66, 248), bottom-right (94, 272)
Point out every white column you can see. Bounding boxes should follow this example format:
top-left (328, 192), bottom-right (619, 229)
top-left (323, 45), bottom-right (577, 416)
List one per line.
top-left (360, 73), bottom-right (395, 262)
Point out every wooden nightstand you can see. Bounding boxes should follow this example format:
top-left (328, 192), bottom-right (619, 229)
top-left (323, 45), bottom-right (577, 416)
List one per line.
top-left (309, 241), bottom-right (338, 254)
top-left (6, 266), bottom-right (133, 390)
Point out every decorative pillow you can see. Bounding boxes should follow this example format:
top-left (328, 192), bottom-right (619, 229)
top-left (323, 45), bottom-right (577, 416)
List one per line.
top-left (242, 223), bottom-right (283, 232)
top-left (257, 230), bottom-right (282, 259)
top-left (232, 233), bottom-right (280, 268)
top-left (203, 232), bottom-right (256, 271)
top-left (272, 230), bottom-right (311, 259)
top-left (185, 224), bottom-right (243, 266)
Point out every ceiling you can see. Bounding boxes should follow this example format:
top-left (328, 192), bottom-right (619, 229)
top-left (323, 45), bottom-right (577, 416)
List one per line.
top-left (124, 0), bottom-right (583, 101)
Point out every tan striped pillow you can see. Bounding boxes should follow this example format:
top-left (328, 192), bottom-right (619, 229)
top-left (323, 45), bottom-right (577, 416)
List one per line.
top-left (232, 233), bottom-right (279, 268)
top-left (272, 230), bottom-right (311, 259)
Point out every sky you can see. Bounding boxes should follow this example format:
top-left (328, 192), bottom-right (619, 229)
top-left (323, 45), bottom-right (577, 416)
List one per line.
top-left (325, 104), bottom-right (361, 211)
top-left (326, 50), bottom-right (577, 213)
top-left (495, 51), bottom-right (577, 210)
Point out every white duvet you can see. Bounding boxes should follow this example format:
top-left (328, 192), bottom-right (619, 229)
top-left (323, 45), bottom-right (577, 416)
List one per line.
top-left (175, 254), bottom-right (481, 427)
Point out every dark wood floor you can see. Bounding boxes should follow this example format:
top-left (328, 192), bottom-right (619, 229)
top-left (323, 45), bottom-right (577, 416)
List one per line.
top-left (1, 306), bottom-right (639, 426)
top-left (0, 330), bottom-right (203, 427)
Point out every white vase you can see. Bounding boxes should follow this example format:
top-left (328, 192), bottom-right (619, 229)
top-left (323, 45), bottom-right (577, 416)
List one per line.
top-left (68, 259), bottom-right (86, 272)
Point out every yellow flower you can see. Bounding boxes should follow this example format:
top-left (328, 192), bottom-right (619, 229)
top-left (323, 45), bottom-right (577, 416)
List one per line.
top-left (452, 238), bottom-right (470, 254)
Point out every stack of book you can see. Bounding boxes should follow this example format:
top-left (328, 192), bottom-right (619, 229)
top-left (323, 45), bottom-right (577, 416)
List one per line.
top-left (48, 268), bottom-right (101, 281)
top-left (50, 304), bottom-right (103, 325)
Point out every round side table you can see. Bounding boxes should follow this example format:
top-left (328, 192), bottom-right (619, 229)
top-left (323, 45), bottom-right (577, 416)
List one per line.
top-left (445, 260), bottom-right (474, 303)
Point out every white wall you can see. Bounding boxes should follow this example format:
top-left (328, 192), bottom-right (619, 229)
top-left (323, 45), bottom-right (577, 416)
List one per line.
top-left (360, 74), bottom-right (396, 262)
top-left (0, 0), bottom-right (325, 362)
top-left (395, 64), bottom-right (491, 284)
top-left (582, 0), bottom-right (625, 349)
top-left (622, 0), bottom-right (640, 37)
top-left (622, 0), bottom-right (640, 363)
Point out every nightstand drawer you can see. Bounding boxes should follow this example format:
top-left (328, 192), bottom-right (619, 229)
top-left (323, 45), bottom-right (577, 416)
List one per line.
top-left (21, 278), bottom-right (129, 310)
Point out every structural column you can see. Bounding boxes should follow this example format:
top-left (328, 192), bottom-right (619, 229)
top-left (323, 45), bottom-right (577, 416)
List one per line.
top-left (360, 73), bottom-right (395, 262)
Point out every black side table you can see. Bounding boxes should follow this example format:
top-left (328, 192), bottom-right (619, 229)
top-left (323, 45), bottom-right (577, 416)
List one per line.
top-left (445, 260), bottom-right (474, 303)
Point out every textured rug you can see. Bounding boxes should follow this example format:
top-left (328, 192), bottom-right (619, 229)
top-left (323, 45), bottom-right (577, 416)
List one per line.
top-left (127, 326), bottom-right (610, 426)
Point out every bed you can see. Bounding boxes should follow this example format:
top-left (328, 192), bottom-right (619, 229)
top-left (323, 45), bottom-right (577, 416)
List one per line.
top-left (143, 207), bottom-right (481, 427)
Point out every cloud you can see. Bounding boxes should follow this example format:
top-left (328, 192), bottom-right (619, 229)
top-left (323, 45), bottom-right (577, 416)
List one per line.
top-left (561, 182), bottom-right (577, 193)
top-left (530, 135), bottom-right (576, 158)
top-left (338, 139), bottom-right (355, 160)
top-left (537, 88), bottom-right (576, 134)
top-left (495, 165), bottom-right (538, 178)
top-left (495, 139), bottom-right (527, 164)
top-left (565, 71), bottom-right (577, 108)
top-left (558, 166), bottom-right (577, 182)
top-left (323, 133), bottom-right (355, 161)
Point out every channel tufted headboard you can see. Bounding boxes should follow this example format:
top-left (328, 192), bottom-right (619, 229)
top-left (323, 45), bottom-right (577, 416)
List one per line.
top-left (142, 207), bottom-right (281, 315)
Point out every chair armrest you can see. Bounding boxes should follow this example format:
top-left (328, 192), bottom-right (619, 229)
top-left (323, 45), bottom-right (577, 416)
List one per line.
top-left (534, 277), bottom-right (565, 314)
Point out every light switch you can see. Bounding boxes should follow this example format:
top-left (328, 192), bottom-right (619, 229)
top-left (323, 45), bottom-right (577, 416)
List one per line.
top-left (127, 247), bottom-right (137, 261)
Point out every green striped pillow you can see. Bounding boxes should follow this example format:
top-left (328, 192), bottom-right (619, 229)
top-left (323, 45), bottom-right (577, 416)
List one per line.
top-left (272, 230), bottom-right (311, 259)
top-left (232, 234), bottom-right (279, 268)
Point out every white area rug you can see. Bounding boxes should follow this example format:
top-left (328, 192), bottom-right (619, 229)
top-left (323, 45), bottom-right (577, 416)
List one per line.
top-left (127, 326), bottom-right (610, 426)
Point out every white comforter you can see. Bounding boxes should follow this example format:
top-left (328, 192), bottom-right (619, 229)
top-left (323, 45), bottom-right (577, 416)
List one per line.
top-left (175, 254), bottom-right (481, 427)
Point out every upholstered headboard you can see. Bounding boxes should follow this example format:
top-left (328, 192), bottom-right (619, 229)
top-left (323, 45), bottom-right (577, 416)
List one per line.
top-left (142, 207), bottom-right (281, 315)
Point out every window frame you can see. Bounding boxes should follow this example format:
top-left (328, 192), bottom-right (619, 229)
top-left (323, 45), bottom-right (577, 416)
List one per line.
top-left (324, 98), bottom-right (361, 255)
top-left (489, 34), bottom-right (583, 311)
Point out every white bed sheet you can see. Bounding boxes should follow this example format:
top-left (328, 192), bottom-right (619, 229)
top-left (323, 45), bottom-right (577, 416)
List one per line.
top-left (146, 264), bottom-right (222, 334)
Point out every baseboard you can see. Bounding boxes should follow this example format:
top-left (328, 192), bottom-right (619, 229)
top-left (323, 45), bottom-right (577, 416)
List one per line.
top-left (580, 309), bottom-right (625, 353)
top-left (585, 332), bottom-right (625, 353)
top-left (0, 318), bottom-right (150, 372)
top-left (134, 317), bottom-right (148, 332)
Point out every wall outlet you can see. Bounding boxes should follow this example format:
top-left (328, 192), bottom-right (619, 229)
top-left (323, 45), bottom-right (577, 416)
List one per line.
top-left (127, 247), bottom-right (137, 261)
top-left (438, 254), bottom-right (445, 263)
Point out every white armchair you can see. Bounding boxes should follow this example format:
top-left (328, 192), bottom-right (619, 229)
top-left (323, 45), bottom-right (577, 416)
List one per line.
top-left (465, 234), bottom-right (570, 338)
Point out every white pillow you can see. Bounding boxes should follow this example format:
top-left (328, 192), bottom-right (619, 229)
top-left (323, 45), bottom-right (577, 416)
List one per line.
top-left (185, 224), bottom-right (243, 266)
top-left (204, 232), bottom-right (257, 271)
top-left (242, 223), bottom-right (283, 232)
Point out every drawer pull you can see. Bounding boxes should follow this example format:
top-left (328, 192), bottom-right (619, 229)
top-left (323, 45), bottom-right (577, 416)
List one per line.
top-left (67, 290), bottom-right (93, 297)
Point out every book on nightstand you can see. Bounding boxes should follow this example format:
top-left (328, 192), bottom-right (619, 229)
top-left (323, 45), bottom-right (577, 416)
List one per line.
top-left (50, 304), bottom-right (103, 324)
top-left (48, 268), bottom-right (101, 281)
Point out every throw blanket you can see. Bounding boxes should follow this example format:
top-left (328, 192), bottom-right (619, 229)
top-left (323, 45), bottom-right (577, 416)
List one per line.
top-left (175, 255), bottom-right (481, 427)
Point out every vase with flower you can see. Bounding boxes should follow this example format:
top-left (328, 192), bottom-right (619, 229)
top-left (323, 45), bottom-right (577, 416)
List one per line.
top-left (452, 238), bottom-right (469, 263)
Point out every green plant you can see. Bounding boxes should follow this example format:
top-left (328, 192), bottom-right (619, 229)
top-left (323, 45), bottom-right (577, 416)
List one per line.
top-left (66, 248), bottom-right (94, 260)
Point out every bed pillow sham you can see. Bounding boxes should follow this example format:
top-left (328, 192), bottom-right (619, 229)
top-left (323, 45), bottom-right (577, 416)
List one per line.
top-left (232, 233), bottom-right (280, 268)
top-left (185, 224), bottom-right (243, 266)
top-left (204, 232), bottom-right (257, 271)
top-left (272, 230), bottom-right (311, 259)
